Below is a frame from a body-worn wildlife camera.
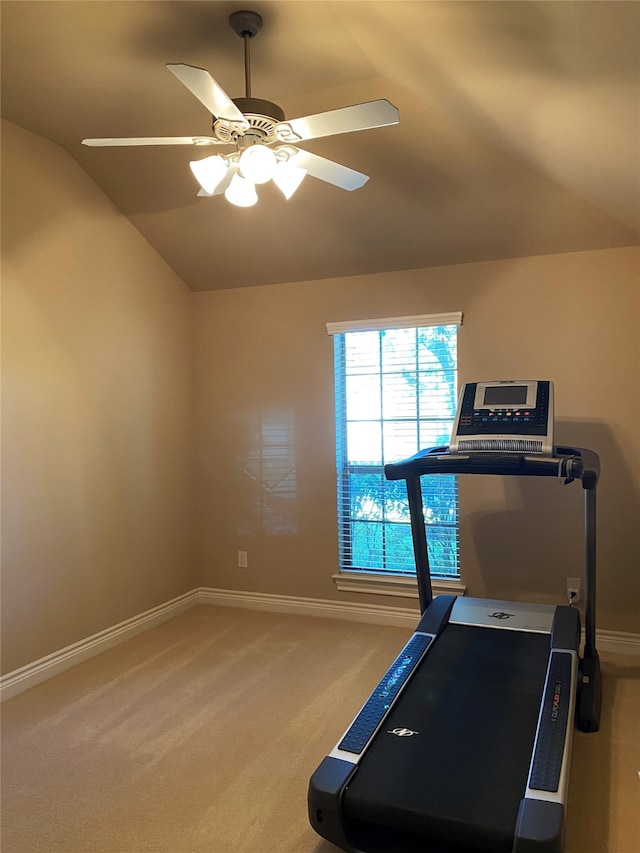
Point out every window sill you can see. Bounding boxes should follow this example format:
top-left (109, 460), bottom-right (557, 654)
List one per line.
top-left (333, 572), bottom-right (467, 599)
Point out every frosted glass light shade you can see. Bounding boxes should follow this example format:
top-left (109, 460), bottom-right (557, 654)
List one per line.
top-left (189, 155), bottom-right (228, 194)
top-left (224, 174), bottom-right (258, 207)
top-left (272, 161), bottom-right (307, 200)
top-left (239, 145), bottom-right (277, 184)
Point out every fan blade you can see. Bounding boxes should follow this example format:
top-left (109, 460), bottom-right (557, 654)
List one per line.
top-left (285, 149), bottom-right (369, 191)
top-left (167, 63), bottom-right (249, 127)
top-left (82, 136), bottom-right (220, 147)
top-left (197, 164), bottom-right (239, 196)
top-left (275, 100), bottom-right (399, 143)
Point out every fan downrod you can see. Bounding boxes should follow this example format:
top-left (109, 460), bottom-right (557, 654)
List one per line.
top-left (222, 9), bottom-right (284, 129)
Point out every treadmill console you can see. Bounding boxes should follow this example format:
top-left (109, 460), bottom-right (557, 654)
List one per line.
top-left (449, 380), bottom-right (554, 455)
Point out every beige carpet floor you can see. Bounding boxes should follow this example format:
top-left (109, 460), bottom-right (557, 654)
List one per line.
top-left (1, 605), bottom-right (638, 853)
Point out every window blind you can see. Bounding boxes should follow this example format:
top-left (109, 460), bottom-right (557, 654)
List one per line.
top-left (329, 313), bottom-right (462, 579)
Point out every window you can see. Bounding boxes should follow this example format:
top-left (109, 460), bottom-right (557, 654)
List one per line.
top-left (328, 313), bottom-right (461, 580)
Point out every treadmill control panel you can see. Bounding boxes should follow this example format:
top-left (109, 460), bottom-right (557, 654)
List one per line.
top-left (450, 380), bottom-right (554, 455)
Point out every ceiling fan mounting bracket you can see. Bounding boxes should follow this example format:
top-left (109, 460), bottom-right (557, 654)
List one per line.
top-left (229, 11), bottom-right (263, 39)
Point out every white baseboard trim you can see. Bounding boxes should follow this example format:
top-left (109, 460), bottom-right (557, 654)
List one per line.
top-left (2, 586), bottom-right (638, 702)
top-left (0, 589), bottom-right (199, 702)
top-left (197, 587), bottom-right (421, 628)
top-left (592, 628), bottom-right (640, 656)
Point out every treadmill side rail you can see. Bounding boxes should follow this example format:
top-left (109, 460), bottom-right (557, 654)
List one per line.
top-left (527, 651), bottom-right (576, 797)
top-left (550, 605), bottom-right (581, 652)
top-left (308, 597), bottom-right (457, 852)
top-left (514, 799), bottom-right (565, 853)
top-left (328, 596), bottom-right (457, 765)
top-left (308, 757), bottom-right (360, 853)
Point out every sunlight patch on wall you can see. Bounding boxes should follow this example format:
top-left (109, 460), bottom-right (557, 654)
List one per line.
top-left (233, 408), bottom-right (297, 536)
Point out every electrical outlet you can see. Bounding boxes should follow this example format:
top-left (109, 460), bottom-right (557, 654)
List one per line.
top-left (237, 550), bottom-right (248, 568)
top-left (567, 577), bottom-right (581, 603)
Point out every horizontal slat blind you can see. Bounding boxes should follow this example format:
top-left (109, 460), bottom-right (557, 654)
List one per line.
top-left (332, 317), bottom-right (460, 578)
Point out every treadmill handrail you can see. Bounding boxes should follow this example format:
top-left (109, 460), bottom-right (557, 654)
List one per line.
top-left (384, 445), bottom-right (600, 488)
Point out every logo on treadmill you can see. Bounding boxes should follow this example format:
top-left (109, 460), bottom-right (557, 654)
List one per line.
top-left (388, 728), bottom-right (419, 737)
top-left (551, 678), bottom-right (563, 722)
top-left (488, 611), bottom-right (515, 620)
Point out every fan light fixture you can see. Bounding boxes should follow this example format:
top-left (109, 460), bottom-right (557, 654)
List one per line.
top-left (224, 173), bottom-right (258, 207)
top-left (190, 144), bottom-right (308, 205)
top-left (273, 160), bottom-right (307, 200)
top-left (239, 144), bottom-right (277, 183)
top-left (189, 154), bottom-right (228, 194)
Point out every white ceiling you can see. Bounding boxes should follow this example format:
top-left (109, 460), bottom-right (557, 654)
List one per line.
top-left (2, 0), bottom-right (639, 291)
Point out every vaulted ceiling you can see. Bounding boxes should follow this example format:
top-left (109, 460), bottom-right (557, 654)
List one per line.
top-left (2, 1), bottom-right (639, 291)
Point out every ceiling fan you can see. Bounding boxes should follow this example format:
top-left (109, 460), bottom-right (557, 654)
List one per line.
top-left (82, 10), bottom-right (400, 207)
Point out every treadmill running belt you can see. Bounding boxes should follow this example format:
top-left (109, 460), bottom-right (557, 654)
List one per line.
top-left (343, 624), bottom-right (550, 853)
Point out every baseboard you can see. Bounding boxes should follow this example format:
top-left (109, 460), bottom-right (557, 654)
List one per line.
top-left (0, 590), bottom-right (199, 702)
top-left (2, 586), bottom-right (638, 702)
top-left (197, 587), bottom-right (421, 628)
top-left (593, 628), bottom-right (640, 656)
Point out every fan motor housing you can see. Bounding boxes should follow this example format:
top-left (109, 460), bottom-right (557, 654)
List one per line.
top-left (212, 97), bottom-right (286, 144)
top-left (232, 97), bottom-right (285, 123)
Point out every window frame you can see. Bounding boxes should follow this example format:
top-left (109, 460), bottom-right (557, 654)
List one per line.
top-left (328, 312), bottom-right (464, 594)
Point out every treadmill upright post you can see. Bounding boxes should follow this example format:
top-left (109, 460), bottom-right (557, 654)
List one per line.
top-left (405, 475), bottom-right (433, 612)
top-left (577, 484), bottom-right (602, 732)
top-left (583, 486), bottom-right (597, 659)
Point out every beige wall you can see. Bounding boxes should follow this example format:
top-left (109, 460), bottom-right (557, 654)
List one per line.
top-left (2, 118), bottom-right (639, 679)
top-left (193, 248), bottom-right (640, 634)
top-left (1, 121), bottom-right (197, 673)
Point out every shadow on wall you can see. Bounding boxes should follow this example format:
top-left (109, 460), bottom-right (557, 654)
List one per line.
top-left (466, 420), bottom-right (640, 622)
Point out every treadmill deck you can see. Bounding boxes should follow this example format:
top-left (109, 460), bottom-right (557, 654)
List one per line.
top-left (342, 624), bottom-right (551, 853)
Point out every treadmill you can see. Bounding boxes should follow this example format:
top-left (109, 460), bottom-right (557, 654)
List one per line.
top-left (309, 381), bottom-right (601, 853)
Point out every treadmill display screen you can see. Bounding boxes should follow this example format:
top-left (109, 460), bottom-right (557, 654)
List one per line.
top-left (483, 385), bottom-right (528, 406)
top-left (449, 380), bottom-right (554, 455)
